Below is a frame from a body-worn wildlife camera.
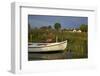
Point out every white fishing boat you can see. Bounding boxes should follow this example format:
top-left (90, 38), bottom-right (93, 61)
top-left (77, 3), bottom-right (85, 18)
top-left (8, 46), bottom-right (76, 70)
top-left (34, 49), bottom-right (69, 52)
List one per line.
top-left (28, 40), bottom-right (67, 52)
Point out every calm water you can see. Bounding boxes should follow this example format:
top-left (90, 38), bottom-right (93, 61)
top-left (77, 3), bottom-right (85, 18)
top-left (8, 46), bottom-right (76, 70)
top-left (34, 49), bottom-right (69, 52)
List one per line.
top-left (28, 50), bottom-right (87, 61)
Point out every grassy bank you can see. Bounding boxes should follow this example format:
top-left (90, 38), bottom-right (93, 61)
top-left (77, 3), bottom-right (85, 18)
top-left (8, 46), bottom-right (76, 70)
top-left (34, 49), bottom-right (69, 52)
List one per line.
top-left (28, 29), bottom-right (88, 58)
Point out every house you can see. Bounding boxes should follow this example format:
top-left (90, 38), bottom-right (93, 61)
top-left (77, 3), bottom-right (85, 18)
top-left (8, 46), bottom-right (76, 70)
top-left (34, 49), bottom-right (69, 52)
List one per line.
top-left (73, 28), bottom-right (82, 33)
top-left (77, 30), bottom-right (82, 33)
top-left (73, 28), bottom-right (77, 32)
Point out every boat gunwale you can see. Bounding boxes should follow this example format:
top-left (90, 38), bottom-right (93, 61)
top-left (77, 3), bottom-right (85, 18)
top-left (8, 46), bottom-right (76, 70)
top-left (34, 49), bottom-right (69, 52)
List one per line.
top-left (28, 40), bottom-right (67, 48)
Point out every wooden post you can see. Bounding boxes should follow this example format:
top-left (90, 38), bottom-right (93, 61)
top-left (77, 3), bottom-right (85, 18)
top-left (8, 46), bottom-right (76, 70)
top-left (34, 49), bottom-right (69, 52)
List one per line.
top-left (56, 36), bottom-right (58, 42)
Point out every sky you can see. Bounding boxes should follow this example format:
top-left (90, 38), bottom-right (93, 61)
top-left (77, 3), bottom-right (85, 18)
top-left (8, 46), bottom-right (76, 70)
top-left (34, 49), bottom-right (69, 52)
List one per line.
top-left (28, 15), bottom-right (88, 29)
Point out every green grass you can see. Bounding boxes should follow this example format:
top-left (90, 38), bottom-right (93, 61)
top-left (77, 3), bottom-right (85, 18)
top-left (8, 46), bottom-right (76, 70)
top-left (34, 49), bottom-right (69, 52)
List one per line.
top-left (59, 32), bottom-right (88, 58)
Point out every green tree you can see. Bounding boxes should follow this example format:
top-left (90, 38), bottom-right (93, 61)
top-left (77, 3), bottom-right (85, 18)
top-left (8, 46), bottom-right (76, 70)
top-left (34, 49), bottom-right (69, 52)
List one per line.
top-left (54, 23), bottom-right (61, 42)
top-left (28, 24), bottom-right (31, 32)
top-left (40, 26), bottom-right (48, 29)
top-left (28, 24), bottom-right (31, 42)
top-left (48, 25), bottom-right (52, 29)
top-left (54, 23), bottom-right (61, 31)
top-left (80, 24), bottom-right (88, 32)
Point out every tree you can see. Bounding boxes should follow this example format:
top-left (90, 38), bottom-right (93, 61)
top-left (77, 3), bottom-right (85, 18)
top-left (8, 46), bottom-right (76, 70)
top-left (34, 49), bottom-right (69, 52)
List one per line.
top-left (28, 24), bottom-right (32, 42)
top-left (54, 23), bottom-right (61, 42)
top-left (28, 24), bottom-right (31, 32)
top-left (54, 23), bottom-right (61, 31)
top-left (40, 26), bottom-right (48, 29)
top-left (48, 25), bottom-right (52, 29)
top-left (80, 24), bottom-right (88, 32)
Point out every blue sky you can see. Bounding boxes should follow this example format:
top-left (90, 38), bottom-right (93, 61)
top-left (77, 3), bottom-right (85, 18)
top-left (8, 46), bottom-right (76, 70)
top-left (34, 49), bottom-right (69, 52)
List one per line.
top-left (28, 15), bottom-right (88, 29)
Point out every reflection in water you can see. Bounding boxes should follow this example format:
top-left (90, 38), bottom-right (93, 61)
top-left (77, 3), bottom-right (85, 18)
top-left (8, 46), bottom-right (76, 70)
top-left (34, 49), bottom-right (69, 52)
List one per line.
top-left (28, 50), bottom-right (87, 61)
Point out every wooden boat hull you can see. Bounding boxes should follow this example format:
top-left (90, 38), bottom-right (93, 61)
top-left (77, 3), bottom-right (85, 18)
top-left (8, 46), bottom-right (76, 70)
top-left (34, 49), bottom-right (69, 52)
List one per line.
top-left (28, 40), bottom-right (67, 52)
